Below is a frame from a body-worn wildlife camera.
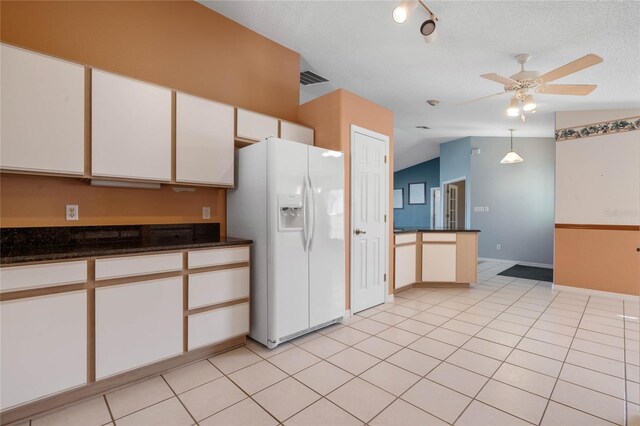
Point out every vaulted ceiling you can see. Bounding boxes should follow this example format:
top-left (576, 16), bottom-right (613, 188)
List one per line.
top-left (201, 1), bottom-right (640, 170)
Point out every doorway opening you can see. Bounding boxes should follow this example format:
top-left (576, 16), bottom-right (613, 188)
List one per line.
top-left (442, 177), bottom-right (467, 229)
top-left (430, 187), bottom-right (441, 229)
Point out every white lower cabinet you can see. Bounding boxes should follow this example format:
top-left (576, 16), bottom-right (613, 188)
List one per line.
top-left (0, 291), bottom-right (87, 410)
top-left (422, 243), bottom-right (457, 282)
top-left (395, 245), bottom-right (417, 289)
top-left (95, 277), bottom-right (183, 379)
top-left (188, 303), bottom-right (249, 350)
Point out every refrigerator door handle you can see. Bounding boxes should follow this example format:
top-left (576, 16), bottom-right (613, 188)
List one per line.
top-left (306, 175), bottom-right (315, 251)
top-left (302, 176), bottom-right (309, 251)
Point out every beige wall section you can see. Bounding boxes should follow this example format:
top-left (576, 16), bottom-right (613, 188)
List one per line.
top-left (0, 1), bottom-right (299, 230)
top-left (0, 175), bottom-right (226, 231)
top-left (555, 228), bottom-right (639, 296)
top-left (298, 89), bottom-right (395, 308)
top-left (555, 109), bottom-right (640, 295)
top-left (0, 1), bottom-right (300, 121)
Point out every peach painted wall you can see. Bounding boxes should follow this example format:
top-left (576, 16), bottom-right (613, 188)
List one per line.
top-left (299, 89), bottom-right (395, 307)
top-left (555, 109), bottom-right (640, 295)
top-left (0, 1), bottom-right (300, 229)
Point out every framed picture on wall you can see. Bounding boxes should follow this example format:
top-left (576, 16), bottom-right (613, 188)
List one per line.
top-left (408, 182), bottom-right (426, 205)
top-left (393, 188), bottom-right (404, 209)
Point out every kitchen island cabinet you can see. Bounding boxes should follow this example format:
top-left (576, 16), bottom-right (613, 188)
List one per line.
top-left (394, 230), bottom-right (479, 291)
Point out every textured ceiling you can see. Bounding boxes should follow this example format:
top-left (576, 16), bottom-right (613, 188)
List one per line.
top-left (200, 0), bottom-right (640, 170)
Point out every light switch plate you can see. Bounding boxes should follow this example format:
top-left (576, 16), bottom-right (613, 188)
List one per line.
top-left (66, 205), bottom-right (79, 221)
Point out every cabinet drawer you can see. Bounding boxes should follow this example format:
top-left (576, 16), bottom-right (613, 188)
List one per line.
top-left (422, 233), bottom-right (457, 242)
top-left (280, 121), bottom-right (314, 145)
top-left (188, 246), bottom-right (249, 269)
top-left (0, 261), bottom-right (87, 292)
top-left (188, 303), bottom-right (249, 350)
top-left (95, 253), bottom-right (182, 280)
top-left (395, 233), bottom-right (417, 245)
top-left (188, 267), bottom-right (249, 309)
top-left (236, 109), bottom-right (278, 142)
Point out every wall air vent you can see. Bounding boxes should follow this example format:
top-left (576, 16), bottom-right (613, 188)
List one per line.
top-left (300, 71), bottom-right (329, 86)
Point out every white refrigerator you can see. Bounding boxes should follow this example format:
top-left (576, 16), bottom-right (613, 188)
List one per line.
top-left (228, 138), bottom-right (345, 348)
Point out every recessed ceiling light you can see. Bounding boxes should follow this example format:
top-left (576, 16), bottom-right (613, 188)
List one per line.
top-left (415, 125), bottom-right (431, 129)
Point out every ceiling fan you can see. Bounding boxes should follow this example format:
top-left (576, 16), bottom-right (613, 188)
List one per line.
top-left (463, 53), bottom-right (603, 121)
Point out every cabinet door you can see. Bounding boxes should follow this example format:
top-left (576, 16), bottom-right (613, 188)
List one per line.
top-left (95, 277), bottom-right (182, 379)
top-left (1, 291), bottom-right (87, 410)
top-left (236, 109), bottom-right (278, 142)
top-left (176, 93), bottom-right (234, 185)
top-left (91, 70), bottom-right (171, 181)
top-left (280, 121), bottom-right (314, 145)
top-left (395, 245), bottom-right (416, 289)
top-left (188, 303), bottom-right (249, 350)
top-left (422, 243), bottom-right (457, 282)
top-left (0, 44), bottom-right (84, 175)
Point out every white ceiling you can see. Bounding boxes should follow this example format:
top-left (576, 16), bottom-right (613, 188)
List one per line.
top-left (200, 0), bottom-right (640, 171)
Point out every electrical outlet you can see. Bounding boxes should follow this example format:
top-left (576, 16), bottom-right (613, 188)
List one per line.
top-left (496, 244), bottom-right (502, 251)
top-left (202, 206), bottom-right (211, 220)
top-left (66, 205), bottom-right (79, 221)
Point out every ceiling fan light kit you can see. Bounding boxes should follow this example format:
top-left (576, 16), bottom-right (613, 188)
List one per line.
top-left (392, 0), bottom-right (439, 43)
top-left (463, 53), bottom-right (603, 120)
top-left (501, 129), bottom-right (524, 164)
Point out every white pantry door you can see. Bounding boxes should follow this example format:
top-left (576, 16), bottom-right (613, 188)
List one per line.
top-left (350, 125), bottom-right (389, 314)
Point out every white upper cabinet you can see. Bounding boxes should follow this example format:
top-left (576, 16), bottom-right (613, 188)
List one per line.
top-left (176, 93), bottom-right (234, 186)
top-left (0, 44), bottom-right (85, 175)
top-left (236, 108), bottom-right (278, 142)
top-left (280, 121), bottom-right (314, 145)
top-left (91, 70), bottom-right (172, 181)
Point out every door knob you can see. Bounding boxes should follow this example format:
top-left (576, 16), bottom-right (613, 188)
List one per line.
top-left (354, 228), bottom-right (366, 235)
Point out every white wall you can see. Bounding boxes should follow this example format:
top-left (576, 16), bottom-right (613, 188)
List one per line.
top-left (555, 109), bottom-right (640, 226)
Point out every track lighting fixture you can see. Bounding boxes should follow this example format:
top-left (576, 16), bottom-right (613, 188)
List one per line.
top-left (501, 129), bottom-right (524, 164)
top-left (392, 0), bottom-right (439, 43)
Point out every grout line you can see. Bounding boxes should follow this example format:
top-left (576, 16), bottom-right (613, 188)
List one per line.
top-left (539, 295), bottom-right (589, 424)
top-left (159, 375), bottom-right (198, 426)
top-left (103, 395), bottom-right (115, 424)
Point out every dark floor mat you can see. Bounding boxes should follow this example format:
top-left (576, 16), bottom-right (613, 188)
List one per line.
top-left (498, 264), bottom-right (553, 282)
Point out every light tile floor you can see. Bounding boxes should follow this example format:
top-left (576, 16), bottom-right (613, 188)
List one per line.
top-left (20, 260), bottom-right (640, 426)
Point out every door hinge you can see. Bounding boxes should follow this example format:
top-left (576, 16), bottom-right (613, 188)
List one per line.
top-left (384, 214), bottom-right (387, 222)
top-left (384, 155), bottom-right (387, 163)
top-left (384, 273), bottom-right (387, 282)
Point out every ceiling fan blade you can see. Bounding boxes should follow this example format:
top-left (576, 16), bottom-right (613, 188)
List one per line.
top-left (538, 54), bottom-right (603, 83)
top-left (480, 73), bottom-right (519, 87)
top-left (536, 84), bottom-right (597, 96)
top-left (458, 91), bottom-right (508, 106)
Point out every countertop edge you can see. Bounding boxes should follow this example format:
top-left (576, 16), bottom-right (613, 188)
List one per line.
top-left (0, 239), bottom-right (253, 266)
top-left (394, 229), bottom-right (481, 234)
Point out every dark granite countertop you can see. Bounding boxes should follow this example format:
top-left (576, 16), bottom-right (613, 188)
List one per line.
top-left (394, 228), bottom-right (481, 234)
top-left (1, 223), bottom-right (252, 265)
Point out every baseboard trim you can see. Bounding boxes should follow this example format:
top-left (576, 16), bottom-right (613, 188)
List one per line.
top-left (386, 294), bottom-right (395, 303)
top-left (1, 336), bottom-right (246, 426)
top-left (343, 309), bottom-right (352, 319)
top-left (478, 257), bottom-right (553, 269)
top-left (552, 284), bottom-right (639, 301)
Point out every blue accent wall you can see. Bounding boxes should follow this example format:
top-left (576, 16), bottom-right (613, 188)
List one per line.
top-left (393, 158), bottom-right (440, 228)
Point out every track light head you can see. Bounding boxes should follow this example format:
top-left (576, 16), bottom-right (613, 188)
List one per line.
top-left (420, 19), bottom-right (438, 43)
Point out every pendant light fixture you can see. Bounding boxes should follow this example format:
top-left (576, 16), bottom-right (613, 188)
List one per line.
top-left (501, 129), bottom-right (524, 164)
